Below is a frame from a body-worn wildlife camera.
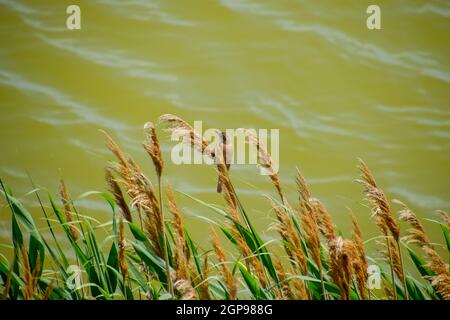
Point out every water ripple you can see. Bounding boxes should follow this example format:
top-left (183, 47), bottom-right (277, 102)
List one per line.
top-left (99, 0), bottom-right (195, 27)
top-left (275, 20), bottom-right (450, 84)
top-left (389, 186), bottom-right (449, 211)
top-left (220, 0), bottom-right (289, 18)
top-left (0, 69), bottom-right (129, 131)
top-left (0, 0), bottom-right (47, 16)
top-left (37, 34), bottom-right (178, 83)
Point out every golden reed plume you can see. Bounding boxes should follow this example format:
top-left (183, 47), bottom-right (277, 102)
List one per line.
top-left (59, 179), bottom-right (78, 241)
top-left (210, 227), bottom-right (237, 300)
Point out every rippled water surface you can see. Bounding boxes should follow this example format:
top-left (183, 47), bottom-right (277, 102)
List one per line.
top-left (0, 0), bottom-right (449, 249)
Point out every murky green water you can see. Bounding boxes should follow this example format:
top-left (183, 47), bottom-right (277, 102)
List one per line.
top-left (0, 0), bottom-right (449, 253)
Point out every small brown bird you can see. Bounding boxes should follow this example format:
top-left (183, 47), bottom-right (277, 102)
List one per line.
top-left (216, 131), bottom-right (233, 193)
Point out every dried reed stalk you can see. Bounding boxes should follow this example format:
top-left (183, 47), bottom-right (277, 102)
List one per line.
top-left (376, 236), bottom-right (404, 289)
top-left (270, 200), bottom-right (307, 275)
top-left (290, 277), bottom-right (308, 300)
top-left (189, 258), bottom-right (211, 300)
top-left (21, 247), bottom-right (40, 300)
top-left (158, 114), bottom-right (215, 160)
top-left (357, 159), bottom-right (407, 299)
top-left (167, 187), bottom-right (189, 261)
top-left (200, 255), bottom-right (211, 300)
top-left (350, 212), bottom-right (368, 299)
top-left (438, 211), bottom-right (449, 229)
top-left (102, 130), bottom-right (172, 294)
top-left (273, 258), bottom-right (292, 299)
top-left (167, 187), bottom-right (191, 282)
top-left (310, 198), bottom-right (336, 244)
top-left (396, 200), bottom-right (450, 300)
top-left (210, 228), bottom-right (237, 299)
top-left (236, 128), bottom-right (284, 204)
top-left (128, 160), bottom-right (163, 255)
top-left (383, 278), bottom-right (395, 299)
top-left (142, 122), bottom-right (172, 296)
top-left (296, 170), bottom-right (325, 297)
top-left (357, 160), bottom-right (400, 240)
top-left (328, 237), bottom-right (358, 300)
top-left (144, 122), bottom-right (163, 178)
top-left (43, 280), bottom-right (54, 300)
top-left (118, 215), bottom-right (128, 284)
top-left (59, 179), bottom-right (78, 240)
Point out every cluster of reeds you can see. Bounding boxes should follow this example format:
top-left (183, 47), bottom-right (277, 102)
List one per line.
top-left (0, 114), bottom-right (449, 300)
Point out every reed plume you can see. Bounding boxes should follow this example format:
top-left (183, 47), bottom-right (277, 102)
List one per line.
top-left (21, 247), bottom-right (40, 300)
top-left (199, 255), bottom-right (211, 300)
top-left (105, 168), bottom-right (132, 222)
top-left (144, 122), bottom-right (164, 179)
top-left (128, 160), bottom-right (163, 255)
top-left (143, 121), bottom-right (172, 297)
top-left (43, 281), bottom-right (54, 300)
top-left (210, 227), bottom-right (237, 300)
top-left (350, 212), bottom-right (368, 299)
top-left (383, 278), bottom-right (395, 299)
top-left (118, 215), bottom-right (128, 285)
top-left (102, 130), bottom-right (173, 294)
top-left (310, 198), bottom-right (336, 244)
top-left (438, 211), bottom-right (449, 229)
top-left (102, 134), bottom-right (159, 248)
top-left (328, 237), bottom-right (357, 300)
top-left (290, 277), bottom-right (308, 300)
top-left (357, 159), bottom-right (407, 299)
top-left (299, 205), bottom-right (321, 272)
top-left (158, 114), bottom-right (214, 160)
top-left (167, 188), bottom-right (189, 261)
top-left (59, 179), bottom-right (78, 240)
top-left (396, 200), bottom-right (450, 299)
top-left (273, 258), bottom-right (292, 299)
top-left (357, 160), bottom-right (400, 240)
top-left (100, 130), bottom-right (132, 175)
top-left (236, 128), bottom-right (284, 204)
top-left (296, 170), bottom-right (325, 297)
top-left (188, 257), bottom-right (211, 300)
top-left (167, 187), bottom-right (191, 281)
top-left (270, 200), bottom-right (307, 275)
top-left (387, 237), bottom-right (404, 283)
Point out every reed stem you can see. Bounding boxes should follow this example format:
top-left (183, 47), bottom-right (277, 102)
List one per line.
top-left (385, 235), bottom-right (397, 300)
